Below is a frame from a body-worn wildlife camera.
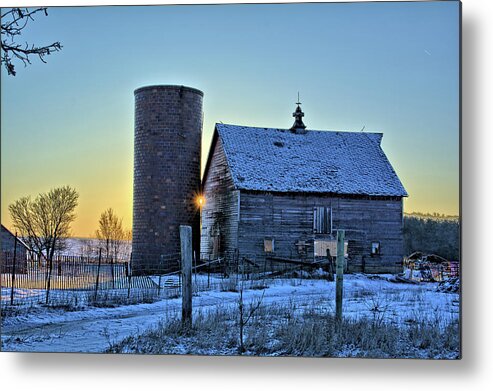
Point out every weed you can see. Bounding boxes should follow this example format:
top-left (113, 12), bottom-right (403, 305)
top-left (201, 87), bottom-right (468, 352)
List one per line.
top-left (219, 277), bottom-right (239, 292)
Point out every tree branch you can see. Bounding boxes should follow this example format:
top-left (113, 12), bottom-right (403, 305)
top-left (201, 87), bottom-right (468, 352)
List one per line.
top-left (1, 7), bottom-right (62, 76)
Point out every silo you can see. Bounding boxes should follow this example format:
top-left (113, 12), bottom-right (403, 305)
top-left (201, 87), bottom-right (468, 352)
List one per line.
top-left (132, 85), bottom-right (203, 274)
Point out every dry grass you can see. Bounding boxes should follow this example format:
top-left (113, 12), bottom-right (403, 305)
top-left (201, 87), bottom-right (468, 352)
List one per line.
top-left (106, 299), bottom-right (460, 359)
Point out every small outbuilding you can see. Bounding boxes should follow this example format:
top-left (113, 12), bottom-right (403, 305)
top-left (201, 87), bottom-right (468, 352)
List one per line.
top-left (1, 224), bottom-right (30, 273)
top-left (200, 104), bottom-right (407, 273)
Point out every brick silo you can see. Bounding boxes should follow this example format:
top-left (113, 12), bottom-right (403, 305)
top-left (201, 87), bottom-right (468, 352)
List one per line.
top-left (132, 85), bottom-right (203, 274)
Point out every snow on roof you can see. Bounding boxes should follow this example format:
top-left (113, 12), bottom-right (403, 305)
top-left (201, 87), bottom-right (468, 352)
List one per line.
top-left (215, 124), bottom-right (407, 197)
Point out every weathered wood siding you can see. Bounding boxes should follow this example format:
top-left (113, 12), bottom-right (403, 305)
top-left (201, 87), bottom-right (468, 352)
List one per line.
top-left (1, 225), bottom-right (28, 273)
top-left (200, 138), bottom-right (239, 260)
top-left (237, 192), bottom-right (404, 273)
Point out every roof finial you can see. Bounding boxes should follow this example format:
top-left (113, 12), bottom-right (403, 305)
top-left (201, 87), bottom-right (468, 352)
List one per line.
top-left (290, 92), bottom-right (307, 134)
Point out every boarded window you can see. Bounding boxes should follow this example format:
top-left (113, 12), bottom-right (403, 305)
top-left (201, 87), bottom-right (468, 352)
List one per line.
top-left (371, 242), bottom-right (380, 255)
top-left (313, 206), bottom-right (332, 234)
top-left (264, 238), bottom-right (275, 253)
top-left (314, 240), bottom-right (348, 258)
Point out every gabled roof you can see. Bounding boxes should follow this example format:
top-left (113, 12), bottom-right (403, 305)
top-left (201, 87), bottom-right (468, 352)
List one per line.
top-left (204, 124), bottom-right (407, 197)
top-left (1, 224), bottom-right (32, 250)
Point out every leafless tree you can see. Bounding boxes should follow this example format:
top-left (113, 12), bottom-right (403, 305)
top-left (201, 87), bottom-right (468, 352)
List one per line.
top-left (122, 228), bottom-right (132, 258)
top-left (95, 208), bottom-right (128, 262)
top-left (1, 7), bottom-right (62, 76)
top-left (79, 238), bottom-right (99, 259)
top-left (8, 186), bottom-right (79, 266)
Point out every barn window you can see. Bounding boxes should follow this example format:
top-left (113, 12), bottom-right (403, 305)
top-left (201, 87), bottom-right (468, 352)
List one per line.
top-left (371, 242), bottom-right (380, 255)
top-left (313, 207), bottom-right (332, 234)
top-left (264, 238), bottom-right (275, 253)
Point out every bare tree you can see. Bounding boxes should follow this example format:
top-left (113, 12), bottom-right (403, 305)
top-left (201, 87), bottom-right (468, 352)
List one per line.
top-left (122, 228), bottom-right (132, 258)
top-left (8, 186), bottom-right (79, 266)
top-left (1, 7), bottom-right (62, 76)
top-left (79, 238), bottom-right (99, 259)
top-left (95, 208), bottom-right (127, 262)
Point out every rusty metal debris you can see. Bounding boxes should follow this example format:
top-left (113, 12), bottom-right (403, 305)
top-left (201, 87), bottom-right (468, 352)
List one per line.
top-left (402, 252), bottom-right (459, 282)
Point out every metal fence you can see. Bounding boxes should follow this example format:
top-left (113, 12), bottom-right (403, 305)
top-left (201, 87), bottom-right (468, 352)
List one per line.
top-left (0, 251), bottom-right (185, 309)
top-left (0, 247), bottom-right (305, 312)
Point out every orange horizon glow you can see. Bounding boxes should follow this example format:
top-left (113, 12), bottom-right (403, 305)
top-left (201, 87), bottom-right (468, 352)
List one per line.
top-left (0, 178), bottom-right (459, 238)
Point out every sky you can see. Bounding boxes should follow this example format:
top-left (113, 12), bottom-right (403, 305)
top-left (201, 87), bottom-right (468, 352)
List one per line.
top-left (1, 1), bottom-right (460, 237)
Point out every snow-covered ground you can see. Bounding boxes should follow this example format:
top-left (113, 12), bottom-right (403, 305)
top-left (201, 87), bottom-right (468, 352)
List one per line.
top-left (1, 274), bottom-right (459, 353)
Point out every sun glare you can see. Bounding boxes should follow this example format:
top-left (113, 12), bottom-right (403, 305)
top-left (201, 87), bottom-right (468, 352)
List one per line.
top-left (195, 194), bottom-right (206, 208)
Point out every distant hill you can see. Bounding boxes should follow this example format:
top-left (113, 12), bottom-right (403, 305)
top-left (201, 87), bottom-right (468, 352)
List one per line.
top-left (61, 237), bottom-right (132, 260)
top-left (404, 212), bottom-right (459, 222)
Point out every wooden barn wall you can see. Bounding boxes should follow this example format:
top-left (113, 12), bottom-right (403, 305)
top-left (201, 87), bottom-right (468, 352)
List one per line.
top-left (200, 138), bottom-right (239, 260)
top-left (237, 192), bottom-right (404, 273)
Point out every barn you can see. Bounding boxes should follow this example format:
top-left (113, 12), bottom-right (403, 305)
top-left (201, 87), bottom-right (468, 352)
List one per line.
top-left (200, 104), bottom-right (407, 273)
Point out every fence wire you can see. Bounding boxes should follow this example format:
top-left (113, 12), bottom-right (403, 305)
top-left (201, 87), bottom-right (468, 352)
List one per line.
top-left (1, 246), bottom-right (389, 314)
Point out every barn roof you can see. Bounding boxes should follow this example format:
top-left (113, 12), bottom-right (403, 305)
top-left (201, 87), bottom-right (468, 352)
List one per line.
top-left (210, 123), bottom-right (407, 197)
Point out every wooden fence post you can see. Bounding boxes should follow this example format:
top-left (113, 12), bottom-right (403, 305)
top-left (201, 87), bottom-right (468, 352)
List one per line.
top-left (111, 255), bottom-right (115, 289)
top-left (180, 225), bottom-right (193, 329)
top-left (336, 230), bottom-right (345, 323)
top-left (45, 254), bottom-right (54, 305)
top-left (57, 254), bottom-right (62, 276)
top-left (10, 233), bottom-right (18, 306)
top-left (94, 248), bottom-right (102, 301)
top-left (127, 253), bottom-right (132, 299)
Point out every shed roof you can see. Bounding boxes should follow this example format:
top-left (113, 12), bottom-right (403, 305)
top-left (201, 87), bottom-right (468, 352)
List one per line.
top-left (1, 224), bottom-right (31, 250)
top-left (209, 123), bottom-right (407, 197)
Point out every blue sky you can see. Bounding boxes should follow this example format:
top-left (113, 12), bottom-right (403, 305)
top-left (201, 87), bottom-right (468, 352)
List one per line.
top-left (1, 1), bottom-right (460, 236)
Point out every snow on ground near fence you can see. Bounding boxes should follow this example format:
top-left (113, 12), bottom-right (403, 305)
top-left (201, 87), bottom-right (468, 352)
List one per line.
top-left (1, 274), bottom-right (459, 353)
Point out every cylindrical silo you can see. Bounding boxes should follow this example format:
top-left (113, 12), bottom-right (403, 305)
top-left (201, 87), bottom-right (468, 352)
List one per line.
top-left (132, 85), bottom-right (203, 275)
